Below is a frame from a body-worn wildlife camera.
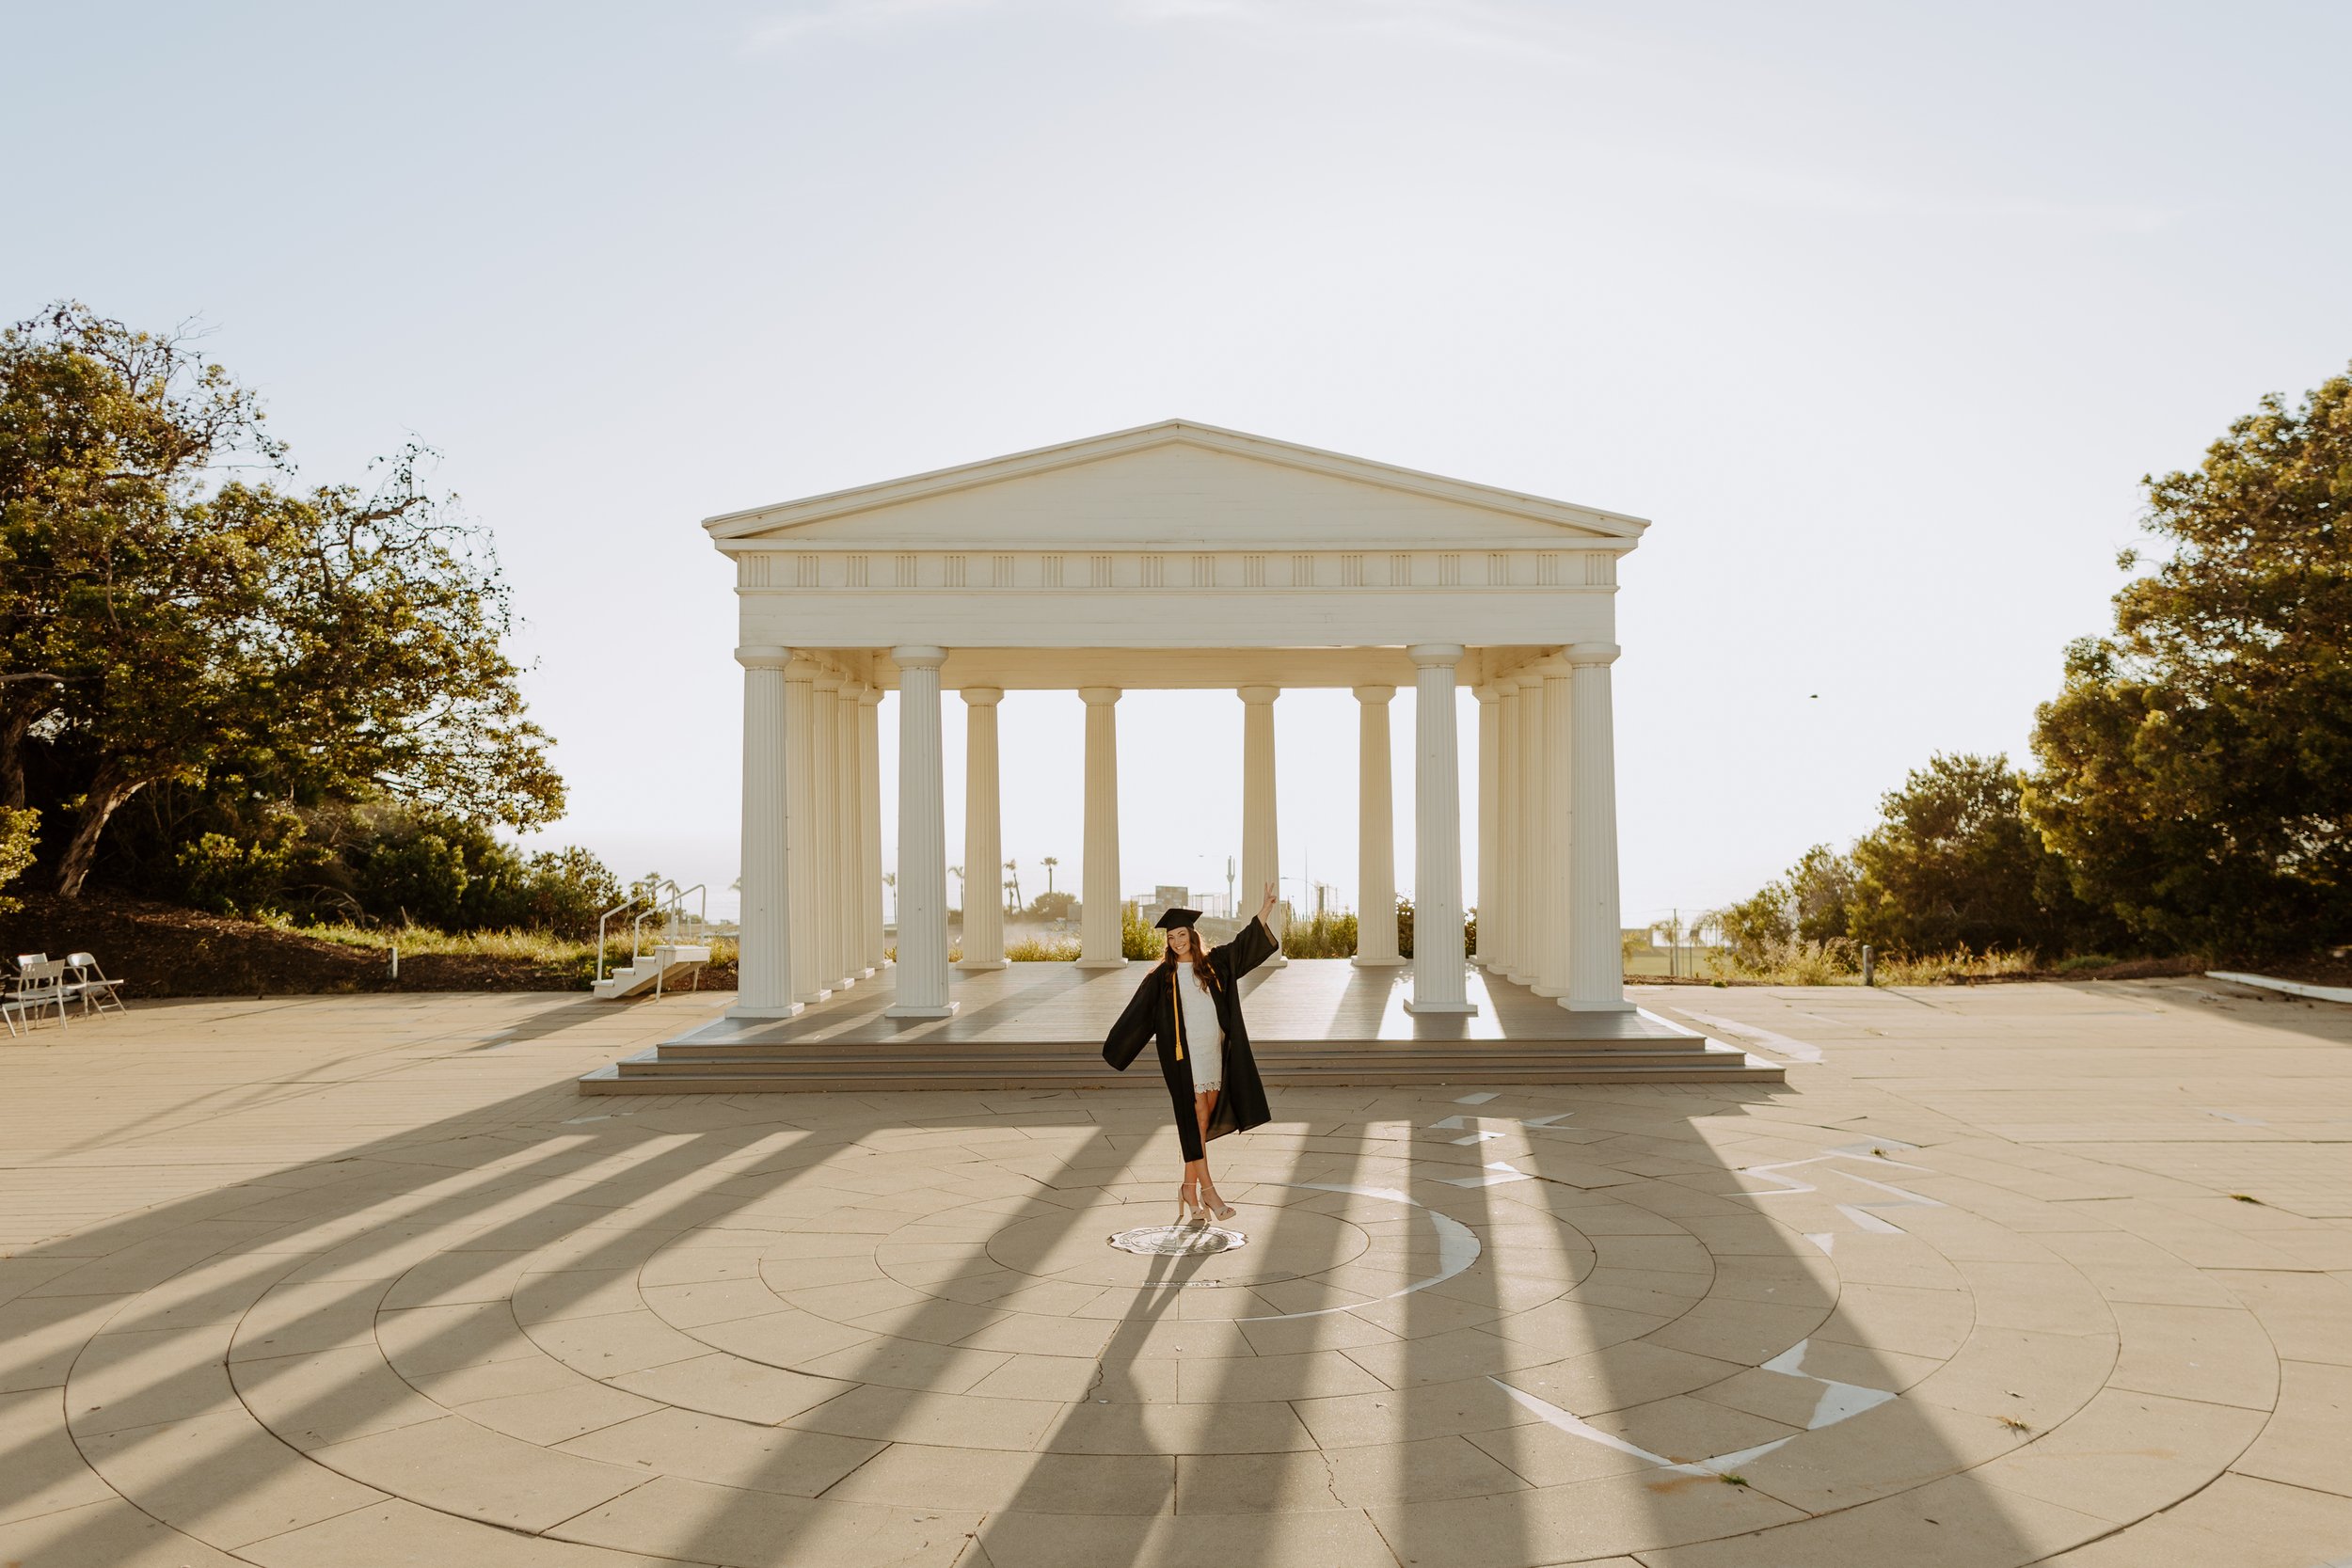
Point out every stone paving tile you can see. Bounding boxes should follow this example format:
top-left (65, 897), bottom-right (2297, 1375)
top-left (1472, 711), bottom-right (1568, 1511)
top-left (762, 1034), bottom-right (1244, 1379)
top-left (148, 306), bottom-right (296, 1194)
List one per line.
top-left (75, 1406), bottom-right (388, 1547)
top-left (2, 983), bottom-right (2351, 1566)
top-left (0, 1386), bottom-right (118, 1526)
top-left (0, 1496), bottom-right (253, 1567)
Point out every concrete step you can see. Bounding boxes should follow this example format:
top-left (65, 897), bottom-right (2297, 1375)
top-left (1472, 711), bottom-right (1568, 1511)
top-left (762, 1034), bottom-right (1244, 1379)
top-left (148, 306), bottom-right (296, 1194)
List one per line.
top-left (592, 945), bottom-right (714, 1001)
top-left (579, 1041), bottom-right (1783, 1094)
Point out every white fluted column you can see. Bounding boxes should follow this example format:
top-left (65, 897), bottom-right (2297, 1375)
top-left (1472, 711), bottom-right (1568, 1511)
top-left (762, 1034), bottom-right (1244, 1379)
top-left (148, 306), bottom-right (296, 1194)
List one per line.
top-left (1535, 657), bottom-right (1574, 997)
top-left (960, 688), bottom-right (1008, 970)
top-left (1491, 681), bottom-right (1520, 979)
top-left (783, 656), bottom-right (825, 1005)
top-left (858, 688), bottom-right (886, 973)
top-left (1352, 684), bottom-right (1401, 966)
top-left (1239, 685), bottom-right (1286, 963)
top-left (886, 647), bottom-right (955, 1017)
top-left (1474, 684), bottom-right (1500, 970)
top-left (1510, 668), bottom-right (1545, 987)
top-left (839, 679), bottom-right (871, 980)
top-left (851, 690), bottom-right (880, 973)
top-left (1076, 688), bottom-right (1125, 969)
top-left (811, 670), bottom-right (848, 991)
top-left (1567, 642), bottom-right (1632, 1012)
top-left (1404, 645), bottom-right (1474, 1014)
top-left (732, 648), bottom-right (798, 1018)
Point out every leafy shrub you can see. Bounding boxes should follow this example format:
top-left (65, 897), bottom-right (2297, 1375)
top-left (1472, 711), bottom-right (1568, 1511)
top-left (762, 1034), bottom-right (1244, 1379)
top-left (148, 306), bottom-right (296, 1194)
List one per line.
top-left (1281, 911), bottom-right (1358, 958)
top-left (1121, 901), bottom-right (1165, 960)
top-left (347, 808), bottom-right (619, 935)
top-left (1006, 935), bottom-right (1081, 961)
top-left (0, 806), bottom-right (36, 914)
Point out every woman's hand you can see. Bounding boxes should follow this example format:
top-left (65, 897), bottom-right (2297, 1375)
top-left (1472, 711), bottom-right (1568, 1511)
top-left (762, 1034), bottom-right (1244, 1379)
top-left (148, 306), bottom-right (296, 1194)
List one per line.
top-left (1257, 881), bottom-right (1279, 923)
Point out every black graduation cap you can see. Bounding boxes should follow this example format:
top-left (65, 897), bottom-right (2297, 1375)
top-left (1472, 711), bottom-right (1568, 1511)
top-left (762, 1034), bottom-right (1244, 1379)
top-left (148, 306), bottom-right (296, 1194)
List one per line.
top-left (1154, 907), bottom-right (1202, 930)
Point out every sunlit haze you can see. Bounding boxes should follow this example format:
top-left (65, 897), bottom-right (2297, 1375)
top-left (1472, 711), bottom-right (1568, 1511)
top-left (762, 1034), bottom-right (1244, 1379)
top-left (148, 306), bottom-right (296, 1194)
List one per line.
top-left (8, 2), bottom-right (2346, 925)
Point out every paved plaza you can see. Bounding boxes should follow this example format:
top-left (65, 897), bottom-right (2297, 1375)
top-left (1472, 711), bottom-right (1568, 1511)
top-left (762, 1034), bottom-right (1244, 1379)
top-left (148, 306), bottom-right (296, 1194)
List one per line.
top-left (4, 977), bottom-right (2352, 1566)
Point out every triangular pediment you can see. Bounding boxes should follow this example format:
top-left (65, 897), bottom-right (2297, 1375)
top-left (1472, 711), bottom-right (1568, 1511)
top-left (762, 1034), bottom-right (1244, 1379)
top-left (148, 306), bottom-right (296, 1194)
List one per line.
top-left (704, 420), bottom-right (1645, 549)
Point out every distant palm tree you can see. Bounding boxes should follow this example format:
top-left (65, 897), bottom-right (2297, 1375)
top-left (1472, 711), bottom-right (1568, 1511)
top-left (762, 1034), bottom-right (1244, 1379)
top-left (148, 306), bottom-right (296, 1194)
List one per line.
top-left (1004, 858), bottom-right (1021, 911)
top-left (1041, 855), bottom-right (1058, 895)
top-left (882, 870), bottom-right (897, 923)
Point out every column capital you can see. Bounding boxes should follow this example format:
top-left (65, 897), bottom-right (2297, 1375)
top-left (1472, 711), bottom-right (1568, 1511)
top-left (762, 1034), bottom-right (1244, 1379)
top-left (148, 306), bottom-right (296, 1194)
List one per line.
top-left (961, 687), bottom-right (1005, 707)
top-left (839, 677), bottom-right (868, 700)
top-left (1568, 641), bottom-right (1622, 666)
top-left (854, 684), bottom-right (882, 706)
top-left (811, 667), bottom-right (843, 692)
top-left (1534, 654), bottom-right (1574, 679)
top-left (1406, 643), bottom-right (1465, 668)
top-left (1237, 685), bottom-right (1281, 705)
top-left (1351, 684), bottom-right (1396, 705)
top-left (1514, 666), bottom-right (1545, 690)
top-left (784, 653), bottom-right (824, 683)
top-left (1473, 683), bottom-right (1504, 703)
top-left (892, 645), bottom-right (948, 670)
top-left (1078, 686), bottom-right (1121, 705)
top-left (736, 645), bottom-right (791, 670)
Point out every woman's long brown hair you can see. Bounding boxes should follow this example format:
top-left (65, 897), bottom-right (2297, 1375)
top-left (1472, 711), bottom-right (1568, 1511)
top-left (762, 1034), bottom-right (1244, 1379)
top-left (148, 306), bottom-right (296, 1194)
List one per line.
top-left (1160, 927), bottom-right (1218, 993)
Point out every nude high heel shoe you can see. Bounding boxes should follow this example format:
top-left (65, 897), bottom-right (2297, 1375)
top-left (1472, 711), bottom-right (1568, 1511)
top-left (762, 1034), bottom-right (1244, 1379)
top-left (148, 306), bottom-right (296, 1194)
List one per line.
top-left (1199, 1181), bottom-right (1235, 1222)
top-left (1176, 1180), bottom-right (1204, 1226)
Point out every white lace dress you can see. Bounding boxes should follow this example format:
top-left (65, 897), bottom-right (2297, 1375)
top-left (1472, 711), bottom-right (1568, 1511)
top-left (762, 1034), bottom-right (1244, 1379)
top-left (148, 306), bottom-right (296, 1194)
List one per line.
top-left (1176, 966), bottom-right (1224, 1092)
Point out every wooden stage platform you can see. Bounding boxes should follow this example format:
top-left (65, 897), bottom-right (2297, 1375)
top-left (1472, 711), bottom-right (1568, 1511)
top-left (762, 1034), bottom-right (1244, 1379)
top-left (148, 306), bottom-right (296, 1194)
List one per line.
top-left (580, 959), bottom-right (1782, 1094)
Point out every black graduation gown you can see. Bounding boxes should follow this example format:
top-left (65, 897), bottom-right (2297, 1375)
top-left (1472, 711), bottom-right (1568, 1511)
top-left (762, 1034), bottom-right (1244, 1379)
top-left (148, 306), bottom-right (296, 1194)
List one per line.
top-left (1100, 915), bottom-right (1279, 1162)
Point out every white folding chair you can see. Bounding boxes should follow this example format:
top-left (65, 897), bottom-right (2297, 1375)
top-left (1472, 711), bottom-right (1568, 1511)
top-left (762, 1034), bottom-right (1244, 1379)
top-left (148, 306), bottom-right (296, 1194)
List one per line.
top-left (3, 957), bottom-right (70, 1037)
top-left (65, 952), bottom-right (127, 1015)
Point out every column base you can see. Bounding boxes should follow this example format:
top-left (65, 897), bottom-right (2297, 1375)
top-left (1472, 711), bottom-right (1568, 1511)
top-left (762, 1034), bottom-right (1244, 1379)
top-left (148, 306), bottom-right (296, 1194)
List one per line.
top-left (850, 965), bottom-right (876, 980)
top-left (883, 1001), bottom-right (959, 1020)
top-left (1073, 958), bottom-right (1130, 971)
top-left (1531, 983), bottom-right (1566, 998)
top-left (726, 1003), bottom-right (803, 1020)
top-left (1562, 997), bottom-right (1637, 1013)
top-left (1505, 970), bottom-right (1538, 987)
top-left (1404, 997), bottom-right (1478, 1016)
top-left (1351, 954), bottom-right (1406, 968)
top-left (791, 989), bottom-right (831, 1006)
top-left (957, 958), bottom-right (1010, 972)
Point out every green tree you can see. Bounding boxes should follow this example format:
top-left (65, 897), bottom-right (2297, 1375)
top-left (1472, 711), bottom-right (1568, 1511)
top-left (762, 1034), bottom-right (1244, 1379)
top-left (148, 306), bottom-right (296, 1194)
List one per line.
top-left (1720, 844), bottom-right (1859, 966)
top-left (1025, 889), bottom-right (1076, 922)
top-left (1, 304), bottom-right (562, 895)
top-left (1847, 753), bottom-right (2090, 958)
top-left (2028, 367), bottom-right (2352, 958)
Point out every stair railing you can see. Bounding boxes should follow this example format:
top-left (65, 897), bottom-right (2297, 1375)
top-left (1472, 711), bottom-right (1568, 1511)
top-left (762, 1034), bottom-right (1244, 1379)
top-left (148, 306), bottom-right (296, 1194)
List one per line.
top-left (597, 881), bottom-right (713, 995)
top-left (628, 879), bottom-right (712, 998)
top-left (596, 893), bottom-right (644, 987)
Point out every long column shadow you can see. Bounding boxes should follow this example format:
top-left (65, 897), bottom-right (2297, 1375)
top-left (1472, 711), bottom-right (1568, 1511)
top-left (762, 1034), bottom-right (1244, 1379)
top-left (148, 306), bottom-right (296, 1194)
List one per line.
top-left (0, 976), bottom-right (2136, 1568)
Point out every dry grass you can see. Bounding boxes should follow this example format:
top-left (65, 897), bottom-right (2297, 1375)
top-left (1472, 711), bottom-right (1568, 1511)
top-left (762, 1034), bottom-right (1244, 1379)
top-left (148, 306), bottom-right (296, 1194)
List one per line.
top-left (1005, 936), bottom-right (1081, 961)
top-left (1872, 948), bottom-right (2041, 985)
top-left (1719, 939), bottom-right (2043, 986)
top-left (274, 917), bottom-right (739, 974)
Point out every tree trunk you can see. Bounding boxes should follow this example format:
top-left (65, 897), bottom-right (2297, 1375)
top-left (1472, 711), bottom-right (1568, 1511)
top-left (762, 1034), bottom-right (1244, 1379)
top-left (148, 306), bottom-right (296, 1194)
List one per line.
top-left (55, 770), bottom-right (146, 896)
top-left (0, 701), bottom-right (34, 810)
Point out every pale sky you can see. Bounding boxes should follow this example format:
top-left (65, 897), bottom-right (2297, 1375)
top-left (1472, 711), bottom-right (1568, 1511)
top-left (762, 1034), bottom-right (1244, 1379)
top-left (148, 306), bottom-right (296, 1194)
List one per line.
top-left (8, 2), bottom-right (2345, 928)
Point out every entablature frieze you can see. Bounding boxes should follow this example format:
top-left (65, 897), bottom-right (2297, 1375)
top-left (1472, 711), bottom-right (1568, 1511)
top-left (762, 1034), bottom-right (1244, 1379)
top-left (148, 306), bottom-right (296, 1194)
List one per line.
top-left (732, 546), bottom-right (1622, 594)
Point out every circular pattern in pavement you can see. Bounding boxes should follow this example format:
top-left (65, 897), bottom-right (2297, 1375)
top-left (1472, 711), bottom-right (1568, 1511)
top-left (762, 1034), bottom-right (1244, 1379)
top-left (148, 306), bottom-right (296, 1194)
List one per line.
top-left (31, 1082), bottom-right (2308, 1568)
top-left (1104, 1222), bottom-right (1250, 1257)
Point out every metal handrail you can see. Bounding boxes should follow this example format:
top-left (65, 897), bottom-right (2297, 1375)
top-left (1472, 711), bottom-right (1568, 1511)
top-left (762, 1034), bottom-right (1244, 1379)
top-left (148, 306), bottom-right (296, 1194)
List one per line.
top-left (599, 880), bottom-right (713, 994)
top-left (595, 894), bottom-right (644, 986)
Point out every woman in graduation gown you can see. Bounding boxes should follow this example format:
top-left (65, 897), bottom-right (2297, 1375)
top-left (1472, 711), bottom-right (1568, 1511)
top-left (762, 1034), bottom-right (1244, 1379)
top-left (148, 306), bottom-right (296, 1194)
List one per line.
top-left (1101, 882), bottom-right (1282, 1223)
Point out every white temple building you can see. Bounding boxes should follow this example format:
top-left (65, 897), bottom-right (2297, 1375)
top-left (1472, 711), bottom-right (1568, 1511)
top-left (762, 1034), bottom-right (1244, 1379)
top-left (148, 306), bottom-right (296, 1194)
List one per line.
top-left (708, 420), bottom-right (1639, 1023)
